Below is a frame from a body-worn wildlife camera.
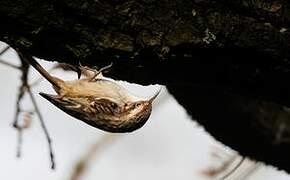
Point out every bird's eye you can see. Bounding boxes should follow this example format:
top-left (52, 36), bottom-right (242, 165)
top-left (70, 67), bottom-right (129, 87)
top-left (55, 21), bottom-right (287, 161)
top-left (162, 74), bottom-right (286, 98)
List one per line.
top-left (136, 103), bottom-right (141, 107)
top-left (111, 103), bottom-right (117, 109)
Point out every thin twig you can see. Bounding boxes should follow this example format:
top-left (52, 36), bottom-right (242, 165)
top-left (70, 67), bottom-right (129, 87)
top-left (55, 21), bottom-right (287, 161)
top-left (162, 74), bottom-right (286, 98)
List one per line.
top-left (1, 46), bottom-right (56, 169)
top-left (1, 45), bottom-right (25, 158)
top-left (0, 59), bottom-right (20, 69)
top-left (70, 134), bottom-right (119, 180)
top-left (219, 156), bottom-right (246, 180)
top-left (201, 147), bottom-right (237, 178)
top-left (17, 51), bottom-right (56, 169)
top-left (11, 54), bottom-right (30, 159)
top-left (0, 45), bottom-right (10, 56)
top-left (27, 87), bottom-right (55, 169)
top-left (235, 162), bottom-right (261, 180)
top-left (12, 85), bottom-right (26, 158)
top-left (16, 129), bottom-right (23, 158)
top-left (0, 46), bottom-right (20, 69)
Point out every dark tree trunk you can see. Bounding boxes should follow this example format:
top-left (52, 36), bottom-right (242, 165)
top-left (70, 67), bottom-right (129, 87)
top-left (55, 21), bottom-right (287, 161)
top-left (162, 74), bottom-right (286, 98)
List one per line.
top-left (1, 0), bottom-right (290, 172)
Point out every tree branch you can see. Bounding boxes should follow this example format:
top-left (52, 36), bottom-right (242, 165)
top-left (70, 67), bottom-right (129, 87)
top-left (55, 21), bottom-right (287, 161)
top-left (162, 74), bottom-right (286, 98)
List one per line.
top-left (1, 0), bottom-right (290, 173)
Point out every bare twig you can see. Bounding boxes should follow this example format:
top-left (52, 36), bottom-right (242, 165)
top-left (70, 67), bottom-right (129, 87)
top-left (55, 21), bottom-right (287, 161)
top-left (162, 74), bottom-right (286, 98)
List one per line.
top-left (16, 128), bottom-right (23, 158)
top-left (27, 88), bottom-right (55, 169)
top-left (0, 45), bottom-right (10, 55)
top-left (201, 146), bottom-right (246, 180)
top-left (12, 83), bottom-right (27, 158)
top-left (0, 47), bottom-right (56, 169)
top-left (11, 57), bottom-right (29, 159)
top-left (201, 146), bottom-right (237, 178)
top-left (0, 60), bottom-right (20, 69)
top-left (18, 53), bottom-right (56, 169)
top-left (201, 144), bottom-right (260, 180)
top-left (219, 156), bottom-right (246, 180)
top-left (0, 46), bottom-right (20, 69)
top-left (70, 134), bottom-right (120, 180)
top-left (235, 162), bottom-right (261, 180)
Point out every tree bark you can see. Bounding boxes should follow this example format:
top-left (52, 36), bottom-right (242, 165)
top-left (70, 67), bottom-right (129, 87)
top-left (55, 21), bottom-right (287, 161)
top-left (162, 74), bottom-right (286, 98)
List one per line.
top-left (1, 0), bottom-right (290, 172)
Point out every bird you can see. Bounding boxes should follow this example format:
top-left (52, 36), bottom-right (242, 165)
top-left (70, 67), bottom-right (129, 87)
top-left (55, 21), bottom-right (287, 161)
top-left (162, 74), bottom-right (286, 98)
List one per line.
top-left (18, 51), bottom-right (160, 133)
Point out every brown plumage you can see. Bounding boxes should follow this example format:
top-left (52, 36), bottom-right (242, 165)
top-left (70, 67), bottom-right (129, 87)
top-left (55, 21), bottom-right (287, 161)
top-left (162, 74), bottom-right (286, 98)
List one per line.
top-left (18, 51), bottom-right (160, 132)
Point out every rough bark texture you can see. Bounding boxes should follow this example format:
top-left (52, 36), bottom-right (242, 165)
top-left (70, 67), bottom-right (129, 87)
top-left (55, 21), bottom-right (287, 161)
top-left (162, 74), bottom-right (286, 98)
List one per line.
top-left (1, 0), bottom-right (290, 172)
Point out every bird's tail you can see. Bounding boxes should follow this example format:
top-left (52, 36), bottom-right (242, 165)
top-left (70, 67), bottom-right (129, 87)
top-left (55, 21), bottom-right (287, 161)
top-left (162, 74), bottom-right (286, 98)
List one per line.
top-left (17, 50), bottom-right (63, 90)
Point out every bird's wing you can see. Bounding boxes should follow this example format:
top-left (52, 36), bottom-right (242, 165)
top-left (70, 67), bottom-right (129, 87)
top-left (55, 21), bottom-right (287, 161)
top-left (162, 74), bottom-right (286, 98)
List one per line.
top-left (89, 97), bottom-right (121, 115)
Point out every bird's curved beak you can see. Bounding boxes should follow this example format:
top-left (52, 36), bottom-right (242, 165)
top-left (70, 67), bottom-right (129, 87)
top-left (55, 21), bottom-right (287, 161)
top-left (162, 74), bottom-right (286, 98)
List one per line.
top-left (149, 86), bottom-right (162, 103)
